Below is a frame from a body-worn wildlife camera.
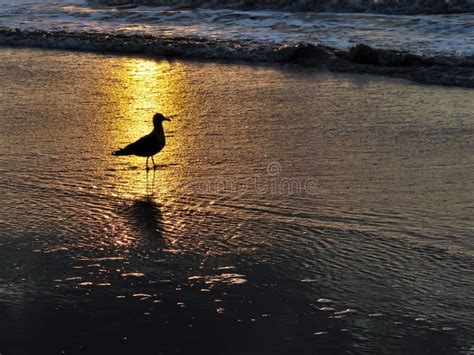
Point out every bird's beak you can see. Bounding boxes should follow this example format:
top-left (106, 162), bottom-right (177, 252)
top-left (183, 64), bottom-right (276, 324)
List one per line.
top-left (164, 117), bottom-right (171, 122)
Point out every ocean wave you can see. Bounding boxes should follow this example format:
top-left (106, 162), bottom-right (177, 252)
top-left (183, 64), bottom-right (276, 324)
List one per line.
top-left (90, 0), bottom-right (474, 15)
top-left (1, 28), bottom-right (473, 87)
top-left (2, 0), bottom-right (474, 58)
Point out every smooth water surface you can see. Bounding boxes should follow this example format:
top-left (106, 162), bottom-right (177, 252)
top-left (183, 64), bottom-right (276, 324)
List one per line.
top-left (0, 47), bottom-right (473, 354)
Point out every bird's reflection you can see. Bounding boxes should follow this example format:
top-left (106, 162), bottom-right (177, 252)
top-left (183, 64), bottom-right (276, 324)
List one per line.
top-left (145, 168), bottom-right (156, 195)
top-left (124, 194), bottom-right (164, 241)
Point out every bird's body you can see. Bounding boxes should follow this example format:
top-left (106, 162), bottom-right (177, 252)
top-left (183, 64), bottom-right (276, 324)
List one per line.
top-left (112, 113), bottom-right (171, 169)
top-left (113, 126), bottom-right (165, 157)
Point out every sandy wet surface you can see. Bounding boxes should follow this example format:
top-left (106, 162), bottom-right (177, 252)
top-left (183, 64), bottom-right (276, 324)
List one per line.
top-left (0, 47), bottom-right (473, 354)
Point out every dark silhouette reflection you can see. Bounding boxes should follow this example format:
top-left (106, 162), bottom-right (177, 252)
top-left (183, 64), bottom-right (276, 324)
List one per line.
top-left (123, 195), bottom-right (164, 240)
top-left (145, 168), bottom-right (156, 195)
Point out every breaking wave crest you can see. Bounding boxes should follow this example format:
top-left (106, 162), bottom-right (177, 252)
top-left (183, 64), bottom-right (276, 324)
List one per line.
top-left (1, 28), bottom-right (473, 87)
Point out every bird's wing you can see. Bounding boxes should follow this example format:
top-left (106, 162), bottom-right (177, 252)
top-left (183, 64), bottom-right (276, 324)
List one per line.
top-left (118, 134), bottom-right (155, 156)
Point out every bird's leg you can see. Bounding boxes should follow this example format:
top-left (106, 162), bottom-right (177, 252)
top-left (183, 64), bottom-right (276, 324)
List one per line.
top-left (146, 156), bottom-right (150, 171)
top-left (151, 156), bottom-right (156, 170)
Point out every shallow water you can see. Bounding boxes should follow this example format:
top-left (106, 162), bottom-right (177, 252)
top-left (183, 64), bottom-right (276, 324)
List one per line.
top-left (0, 47), bottom-right (473, 354)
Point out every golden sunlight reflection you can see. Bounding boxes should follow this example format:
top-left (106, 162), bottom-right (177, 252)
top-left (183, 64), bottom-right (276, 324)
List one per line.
top-left (106, 57), bottom-right (189, 199)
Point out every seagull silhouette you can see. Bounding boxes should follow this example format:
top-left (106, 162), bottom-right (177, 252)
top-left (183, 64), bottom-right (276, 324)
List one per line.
top-left (112, 113), bottom-right (171, 170)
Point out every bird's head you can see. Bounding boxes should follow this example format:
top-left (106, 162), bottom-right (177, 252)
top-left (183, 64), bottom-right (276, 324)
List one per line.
top-left (153, 113), bottom-right (171, 126)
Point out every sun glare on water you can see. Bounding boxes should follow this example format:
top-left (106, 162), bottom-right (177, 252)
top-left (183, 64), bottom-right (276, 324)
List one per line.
top-left (105, 57), bottom-right (189, 199)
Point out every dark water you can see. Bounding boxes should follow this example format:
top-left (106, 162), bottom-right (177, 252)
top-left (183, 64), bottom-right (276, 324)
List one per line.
top-left (0, 47), bottom-right (473, 354)
top-left (91, 0), bottom-right (473, 13)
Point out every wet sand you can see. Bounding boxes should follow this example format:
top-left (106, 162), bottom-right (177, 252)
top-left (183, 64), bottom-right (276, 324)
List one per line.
top-left (0, 47), bottom-right (473, 354)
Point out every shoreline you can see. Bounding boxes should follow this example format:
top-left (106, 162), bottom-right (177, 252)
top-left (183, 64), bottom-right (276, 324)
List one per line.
top-left (1, 28), bottom-right (474, 88)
